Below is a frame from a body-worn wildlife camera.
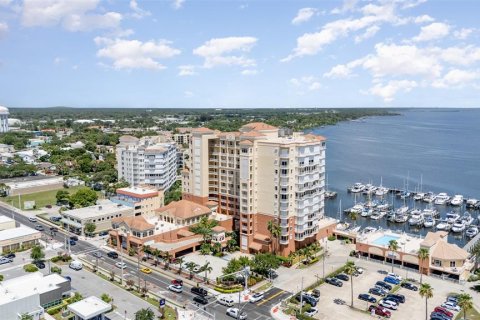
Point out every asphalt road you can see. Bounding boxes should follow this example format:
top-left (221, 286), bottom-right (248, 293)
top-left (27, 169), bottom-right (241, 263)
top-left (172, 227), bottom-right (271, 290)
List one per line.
top-left (0, 205), bottom-right (290, 319)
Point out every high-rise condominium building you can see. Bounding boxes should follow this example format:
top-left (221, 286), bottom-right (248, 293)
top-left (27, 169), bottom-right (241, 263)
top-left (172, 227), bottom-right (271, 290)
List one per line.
top-left (0, 106), bottom-right (9, 133)
top-left (117, 136), bottom-right (177, 191)
top-left (182, 123), bottom-right (335, 256)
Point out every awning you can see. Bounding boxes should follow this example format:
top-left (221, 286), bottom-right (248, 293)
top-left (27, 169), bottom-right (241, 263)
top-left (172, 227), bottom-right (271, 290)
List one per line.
top-left (249, 242), bottom-right (263, 251)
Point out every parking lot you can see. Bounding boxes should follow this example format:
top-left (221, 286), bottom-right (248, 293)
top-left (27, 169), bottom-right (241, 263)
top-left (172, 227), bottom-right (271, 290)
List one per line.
top-left (309, 261), bottom-right (463, 320)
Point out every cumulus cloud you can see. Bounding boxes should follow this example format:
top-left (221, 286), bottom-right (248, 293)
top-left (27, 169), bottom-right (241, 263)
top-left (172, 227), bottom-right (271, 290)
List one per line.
top-left (130, 0), bottom-right (151, 19)
top-left (0, 0), bottom-right (12, 7)
top-left (292, 8), bottom-right (317, 25)
top-left (172, 0), bottom-right (185, 10)
top-left (369, 80), bottom-right (417, 102)
top-left (193, 36), bottom-right (257, 68)
top-left (21, 0), bottom-right (122, 31)
top-left (323, 59), bottom-right (364, 78)
top-left (414, 15), bottom-right (434, 24)
top-left (94, 37), bottom-right (181, 70)
top-left (0, 22), bottom-right (7, 37)
top-left (290, 76), bottom-right (321, 92)
top-left (241, 69), bottom-right (258, 76)
top-left (413, 22), bottom-right (450, 42)
top-left (454, 28), bottom-right (474, 40)
top-left (432, 69), bottom-right (480, 88)
top-left (355, 25), bottom-right (380, 43)
top-left (178, 65), bottom-right (196, 76)
top-left (331, 0), bottom-right (358, 14)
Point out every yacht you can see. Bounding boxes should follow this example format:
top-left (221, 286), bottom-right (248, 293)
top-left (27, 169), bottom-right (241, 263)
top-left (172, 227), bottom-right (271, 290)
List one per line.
top-left (325, 191), bottom-right (338, 199)
top-left (395, 206), bottom-right (409, 215)
top-left (363, 226), bottom-right (377, 234)
top-left (466, 226), bottom-right (479, 238)
top-left (460, 212), bottom-right (474, 226)
top-left (364, 199), bottom-right (379, 209)
top-left (386, 211), bottom-right (396, 222)
top-left (436, 219), bottom-right (451, 231)
top-left (451, 221), bottom-right (466, 233)
top-left (376, 202), bottom-right (391, 211)
top-left (423, 213), bottom-right (435, 228)
top-left (370, 212), bottom-right (382, 220)
top-left (375, 186), bottom-right (389, 197)
top-left (450, 195), bottom-right (464, 206)
top-left (399, 191), bottom-right (411, 199)
top-left (336, 222), bottom-right (350, 231)
top-left (423, 192), bottom-right (436, 203)
top-left (349, 183), bottom-right (365, 193)
top-left (408, 210), bottom-right (424, 226)
top-left (414, 192), bottom-right (425, 201)
top-left (466, 198), bottom-right (479, 209)
top-left (362, 184), bottom-right (377, 195)
top-left (423, 208), bottom-right (439, 218)
top-left (446, 212), bottom-right (461, 224)
top-left (346, 204), bottom-right (364, 214)
top-left (434, 193), bottom-right (450, 205)
top-left (361, 209), bottom-right (373, 217)
top-left (395, 213), bottom-right (409, 223)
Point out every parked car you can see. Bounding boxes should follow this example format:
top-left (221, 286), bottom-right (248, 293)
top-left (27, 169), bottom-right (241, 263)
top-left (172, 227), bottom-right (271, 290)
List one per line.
top-left (326, 277), bottom-right (343, 287)
top-left (446, 296), bottom-right (459, 305)
top-left (168, 284), bottom-right (183, 293)
top-left (171, 279), bottom-right (183, 286)
top-left (295, 294), bottom-right (317, 307)
top-left (401, 282), bottom-right (418, 291)
top-left (387, 273), bottom-right (402, 281)
top-left (441, 302), bottom-right (460, 312)
top-left (386, 293), bottom-right (405, 303)
top-left (107, 251), bottom-right (118, 259)
top-left (267, 269), bottom-right (278, 279)
top-left (69, 239), bottom-right (76, 246)
top-left (355, 266), bottom-right (364, 274)
top-left (4, 252), bottom-right (15, 259)
top-left (336, 273), bottom-right (349, 281)
top-left (249, 292), bottom-right (264, 303)
top-left (304, 292), bottom-right (319, 302)
top-left (98, 231), bottom-right (109, 236)
top-left (191, 287), bottom-right (208, 296)
top-left (368, 305), bottom-right (391, 318)
top-left (193, 295), bottom-right (208, 305)
top-left (28, 217), bottom-right (37, 222)
top-left (64, 276), bottom-right (72, 282)
top-left (50, 226), bottom-right (58, 232)
top-left (304, 307), bottom-right (318, 317)
top-left (384, 276), bottom-right (400, 285)
top-left (0, 257), bottom-right (13, 265)
top-left (226, 308), bottom-right (247, 320)
top-left (310, 289), bottom-right (321, 298)
top-left (69, 260), bottom-right (83, 270)
top-left (358, 293), bottom-right (377, 303)
top-left (92, 251), bottom-right (102, 258)
top-left (34, 260), bottom-right (45, 269)
top-left (433, 307), bottom-right (454, 318)
top-left (369, 287), bottom-right (387, 297)
top-left (219, 296), bottom-right (235, 306)
top-left (376, 281), bottom-right (392, 291)
top-left (70, 235), bottom-right (79, 241)
top-left (35, 225), bottom-right (44, 231)
top-left (379, 299), bottom-right (398, 310)
top-left (430, 312), bottom-right (452, 320)
top-left (115, 262), bottom-right (127, 269)
top-left (49, 216), bottom-right (61, 222)
top-left (384, 296), bottom-right (402, 305)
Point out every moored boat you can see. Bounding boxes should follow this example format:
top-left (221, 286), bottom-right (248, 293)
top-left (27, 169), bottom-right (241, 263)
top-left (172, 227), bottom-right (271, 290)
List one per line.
top-left (423, 213), bottom-right (435, 228)
top-left (414, 192), bottom-right (425, 201)
top-left (436, 219), bottom-right (451, 231)
top-left (446, 212), bottom-right (460, 224)
top-left (451, 221), bottom-right (466, 233)
top-left (395, 213), bottom-right (408, 223)
top-left (466, 226), bottom-right (479, 238)
top-left (434, 193), bottom-right (450, 205)
top-left (349, 183), bottom-right (365, 193)
top-left (466, 198), bottom-right (479, 208)
top-left (408, 210), bottom-right (424, 226)
top-left (423, 192), bottom-right (436, 203)
top-left (450, 195), bottom-right (464, 206)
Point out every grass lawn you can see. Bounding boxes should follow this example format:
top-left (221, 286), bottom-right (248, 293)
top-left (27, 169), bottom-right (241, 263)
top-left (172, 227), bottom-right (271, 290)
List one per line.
top-left (1, 186), bottom-right (102, 210)
top-left (455, 308), bottom-right (480, 320)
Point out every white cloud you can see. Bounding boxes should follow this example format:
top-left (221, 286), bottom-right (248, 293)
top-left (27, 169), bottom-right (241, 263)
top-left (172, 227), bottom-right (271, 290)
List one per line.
top-left (0, 0), bottom-right (12, 7)
top-left (369, 80), bottom-right (417, 102)
top-left (241, 69), bottom-right (258, 76)
top-left (178, 65), bottom-right (196, 76)
top-left (21, 0), bottom-right (122, 32)
top-left (437, 46), bottom-right (480, 66)
top-left (193, 36), bottom-right (257, 68)
top-left (94, 37), bottom-right (181, 70)
top-left (0, 22), bottom-right (7, 37)
top-left (414, 15), bottom-right (434, 24)
top-left (413, 22), bottom-right (450, 42)
top-left (324, 59), bottom-right (364, 78)
top-left (401, 0), bottom-right (427, 9)
top-left (331, 0), bottom-right (358, 14)
top-left (53, 57), bottom-right (64, 64)
top-left (432, 69), bottom-right (480, 88)
top-left (172, 0), bottom-right (185, 10)
top-left (292, 8), bottom-right (317, 25)
top-left (290, 76), bottom-right (321, 92)
top-left (454, 28), bottom-right (474, 40)
top-left (184, 90), bottom-right (194, 97)
top-left (355, 25), bottom-right (380, 43)
top-left (130, 0), bottom-right (151, 19)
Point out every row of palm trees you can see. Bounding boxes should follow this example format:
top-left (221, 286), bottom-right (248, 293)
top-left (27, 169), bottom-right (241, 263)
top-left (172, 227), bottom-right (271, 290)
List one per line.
top-left (341, 260), bottom-right (474, 320)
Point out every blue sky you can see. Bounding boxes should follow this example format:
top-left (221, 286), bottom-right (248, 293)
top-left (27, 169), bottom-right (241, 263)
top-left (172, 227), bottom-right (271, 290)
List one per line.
top-left (0, 0), bottom-right (479, 108)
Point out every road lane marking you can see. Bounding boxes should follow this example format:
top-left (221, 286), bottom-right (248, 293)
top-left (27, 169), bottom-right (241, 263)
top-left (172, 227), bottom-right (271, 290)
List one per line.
top-left (256, 289), bottom-right (285, 306)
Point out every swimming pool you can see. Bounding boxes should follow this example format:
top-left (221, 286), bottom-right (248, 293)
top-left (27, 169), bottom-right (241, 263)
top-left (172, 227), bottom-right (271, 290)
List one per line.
top-left (372, 235), bottom-right (400, 246)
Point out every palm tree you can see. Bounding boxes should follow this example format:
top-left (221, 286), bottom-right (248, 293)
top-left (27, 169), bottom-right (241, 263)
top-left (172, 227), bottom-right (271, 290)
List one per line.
top-left (349, 211), bottom-right (358, 227)
top-left (201, 261), bottom-right (212, 283)
top-left (388, 240), bottom-right (399, 273)
top-left (175, 257), bottom-right (184, 275)
top-left (267, 220), bottom-right (282, 255)
top-left (185, 262), bottom-right (197, 280)
top-left (212, 242), bottom-right (222, 255)
top-left (163, 252), bottom-right (172, 270)
top-left (417, 248), bottom-right (430, 283)
top-left (419, 283), bottom-right (433, 320)
top-left (344, 261), bottom-right (357, 307)
top-left (134, 308), bottom-right (155, 320)
top-left (30, 245), bottom-right (45, 262)
top-left (457, 293), bottom-right (473, 320)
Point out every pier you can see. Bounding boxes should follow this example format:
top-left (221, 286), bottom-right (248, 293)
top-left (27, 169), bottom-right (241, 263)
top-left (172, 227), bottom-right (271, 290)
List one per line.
top-left (464, 231), bottom-right (480, 252)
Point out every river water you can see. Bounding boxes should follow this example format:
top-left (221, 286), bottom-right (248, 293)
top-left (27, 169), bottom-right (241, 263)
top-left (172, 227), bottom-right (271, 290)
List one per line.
top-left (310, 109), bottom-right (480, 247)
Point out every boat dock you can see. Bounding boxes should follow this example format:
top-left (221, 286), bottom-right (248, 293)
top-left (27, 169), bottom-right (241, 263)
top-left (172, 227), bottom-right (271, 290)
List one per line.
top-left (463, 231), bottom-right (480, 252)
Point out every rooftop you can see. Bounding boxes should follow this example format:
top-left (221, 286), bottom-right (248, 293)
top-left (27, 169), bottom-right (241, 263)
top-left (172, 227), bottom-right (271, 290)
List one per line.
top-left (112, 216), bottom-right (154, 231)
top-left (241, 122), bottom-right (277, 131)
top-left (357, 229), bottom-right (425, 255)
top-left (156, 199), bottom-right (212, 220)
top-left (116, 185), bottom-right (160, 198)
top-left (62, 199), bottom-right (133, 220)
top-left (0, 215), bottom-right (13, 224)
top-left (68, 296), bottom-right (111, 318)
top-left (0, 225), bottom-right (41, 242)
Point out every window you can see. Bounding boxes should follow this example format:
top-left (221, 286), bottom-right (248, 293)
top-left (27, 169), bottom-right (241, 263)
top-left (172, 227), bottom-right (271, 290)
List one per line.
top-left (450, 261), bottom-right (456, 267)
top-left (433, 259), bottom-right (442, 267)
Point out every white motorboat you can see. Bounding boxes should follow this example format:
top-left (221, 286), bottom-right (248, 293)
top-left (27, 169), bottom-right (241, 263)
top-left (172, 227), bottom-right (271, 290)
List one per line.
top-left (423, 213), bottom-right (435, 228)
top-left (375, 186), bottom-right (389, 197)
top-left (466, 226), bottom-right (479, 238)
top-left (336, 222), bottom-right (350, 231)
top-left (349, 183), bottom-right (365, 193)
top-left (450, 195), bottom-right (464, 206)
top-left (414, 192), bottom-right (425, 201)
top-left (361, 209), bottom-right (373, 217)
top-left (363, 226), bottom-right (377, 234)
top-left (348, 226), bottom-right (362, 233)
top-left (370, 212), bottom-right (382, 220)
top-left (363, 184), bottom-right (377, 195)
top-left (436, 219), bottom-right (451, 231)
top-left (423, 208), bottom-right (439, 218)
top-left (364, 199), bottom-right (379, 209)
top-left (460, 212), bottom-right (474, 226)
top-left (376, 202), bottom-right (391, 211)
top-left (408, 210), bottom-right (424, 226)
top-left (423, 192), bottom-right (436, 203)
top-left (347, 204), bottom-right (364, 214)
top-left (395, 206), bottom-right (409, 215)
top-left (434, 193), bottom-right (450, 205)
top-left (395, 214), bottom-right (408, 223)
top-left (466, 198), bottom-right (479, 208)
top-left (451, 221), bottom-right (466, 233)
top-left (446, 212), bottom-right (460, 224)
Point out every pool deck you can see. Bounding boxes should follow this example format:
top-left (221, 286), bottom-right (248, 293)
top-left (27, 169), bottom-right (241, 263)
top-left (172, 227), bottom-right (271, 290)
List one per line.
top-left (357, 230), bottom-right (425, 254)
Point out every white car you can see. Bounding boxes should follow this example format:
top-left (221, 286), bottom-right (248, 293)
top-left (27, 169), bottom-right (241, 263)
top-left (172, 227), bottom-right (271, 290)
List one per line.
top-left (226, 308), bottom-right (247, 320)
top-left (69, 260), bottom-right (83, 270)
top-left (193, 265), bottom-right (201, 273)
top-left (218, 296), bottom-right (235, 307)
top-left (115, 262), bottom-right (127, 269)
top-left (442, 301), bottom-right (460, 312)
top-left (28, 217), bottom-right (37, 222)
top-left (387, 272), bottom-right (402, 281)
top-left (249, 292), bottom-right (265, 303)
top-left (168, 284), bottom-right (183, 293)
top-left (356, 267), bottom-right (364, 274)
top-left (305, 307), bottom-right (318, 317)
top-left (379, 299), bottom-right (398, 310)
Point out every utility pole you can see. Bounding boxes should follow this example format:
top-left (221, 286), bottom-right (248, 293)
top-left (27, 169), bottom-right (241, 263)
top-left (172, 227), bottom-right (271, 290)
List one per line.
top-left (299, 277), bottom-right (304, 316)
top-left (137, 250), bottom-right (141, 292)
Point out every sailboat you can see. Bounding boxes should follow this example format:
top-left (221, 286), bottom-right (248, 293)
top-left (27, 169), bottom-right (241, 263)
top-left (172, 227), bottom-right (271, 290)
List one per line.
top-left (336, 200), bottom-right (350, 231)
top-left (375, 177), bottom-right (389, 197)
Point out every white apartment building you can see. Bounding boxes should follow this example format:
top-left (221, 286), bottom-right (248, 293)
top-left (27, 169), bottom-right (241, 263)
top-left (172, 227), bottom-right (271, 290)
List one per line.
top-left (0, 106), bottom-right (9, 133)
top-left (182, 122), bottom-right (336, 256)
top-left (116, 135), bottom-right (178, 191)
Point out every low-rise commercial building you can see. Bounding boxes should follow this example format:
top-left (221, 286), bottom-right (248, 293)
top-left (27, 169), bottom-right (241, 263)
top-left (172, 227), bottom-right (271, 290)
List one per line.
top-left (61, 200), bottom-right (134, 236)
top-left (111, 185), bottom-right (164, 217)
top-left (0, 272), bottom-right (71, 320)
top-left (0, 217), bottom-right (41, 253)
top-left (68, 296), bottom-right (111, 320)
top-left (0, 215), bottom-right (16, 230)
top-left (1, 175), bottom-right (63, 196)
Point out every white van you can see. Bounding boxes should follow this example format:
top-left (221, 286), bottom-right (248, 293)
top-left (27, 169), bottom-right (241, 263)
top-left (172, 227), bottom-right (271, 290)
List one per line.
top-left (218, 296), bottom-right (235, 307)
top-left (69, 260), bottom-right (83, 271)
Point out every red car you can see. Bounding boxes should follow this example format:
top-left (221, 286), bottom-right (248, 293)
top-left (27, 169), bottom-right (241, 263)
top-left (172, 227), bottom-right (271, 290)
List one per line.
top-left (434, 307), bottom-right (454, 318)
top-left (368, 305), bottom-right (391, 318)
top-left (171, 279), bottom-right (183, 286)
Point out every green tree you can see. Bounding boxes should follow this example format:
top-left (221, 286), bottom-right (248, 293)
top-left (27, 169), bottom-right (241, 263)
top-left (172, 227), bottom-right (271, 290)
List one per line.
top-left (71, 292), bottom-right (84, 303)
top-left (267, 220), bottom-right (282, 255)
top-left (457, 293), bottom-right (473, 320)
top-left (189, 216), bottom-right (218, 241)
top-left (135, 308), bottom-right (155, 320)
top-left (344, 261), bottom-right (357, 308)
top-left (388, 240), bottom-right (399, 273)
top-left (185, 262), bottom-right (197, 280)
top-left (164, 181), bottom-right (182, 205)
top-left (84, 222), bottom-right (96, 235)
top-left (201, 261), bottom-right (212, 283)
top-left (69, 187), bottom-right (98, 208)
top-left (30, 245), bottom-right (45, 261)
top-left (50, 266), bottom-right (62, 274)
top-left (417, 248), bottom-right (430, 283)
top-left (0, 274), bottom-right (3, 281)
top-left (20, 314), bottom-right (33, 320)
top-left (251, 253), bottom-right (281, 276)
top-left (55, 190), bottom-right (70, 203)
top-left (419, 283), bottom-right (434, 320)
top-left (212, 242), bottom-right (222, 255)
top-left (101, 293), bottom-right (112, 303)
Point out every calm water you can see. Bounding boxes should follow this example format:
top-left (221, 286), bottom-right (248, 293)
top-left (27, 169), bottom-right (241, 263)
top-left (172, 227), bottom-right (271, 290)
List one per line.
top-left (310, 109), bottom-right (480, 247)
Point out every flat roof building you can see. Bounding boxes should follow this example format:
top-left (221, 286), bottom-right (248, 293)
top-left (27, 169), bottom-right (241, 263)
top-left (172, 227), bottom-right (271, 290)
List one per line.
top-left (111, 185), bottom-right (164, 217)
top-left (0, 218), bottom-right (41, 254)
top-left (67, 296), bottom-right (111, 320)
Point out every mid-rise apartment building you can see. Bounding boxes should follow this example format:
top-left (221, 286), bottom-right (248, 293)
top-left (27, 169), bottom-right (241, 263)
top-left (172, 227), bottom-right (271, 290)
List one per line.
top-left (182, 122), bottom-right (335, 256)
top-left (111, 185), bottom-right (164, 217)
top-left (116, 135), bottom-right (177, 191)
